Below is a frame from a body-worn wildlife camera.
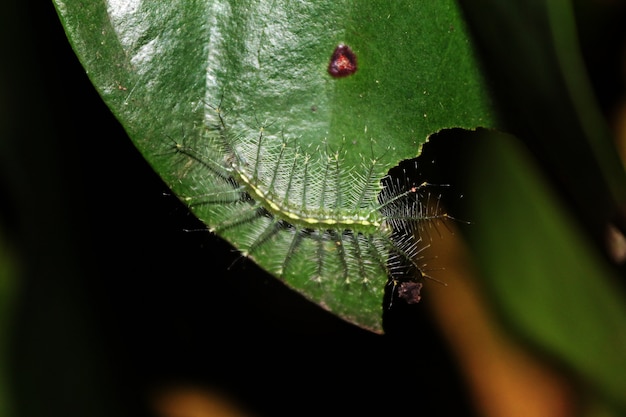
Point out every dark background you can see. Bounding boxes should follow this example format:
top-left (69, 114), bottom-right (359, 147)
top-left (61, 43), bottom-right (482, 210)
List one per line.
top-left (1, 2), bottom-right (476, 417)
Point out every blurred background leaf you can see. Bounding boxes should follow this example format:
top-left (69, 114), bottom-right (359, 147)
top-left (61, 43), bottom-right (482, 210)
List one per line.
top-left (465, 130), bottom-right (626, 413)
top-left (449, 0), bottom-right (626, 414)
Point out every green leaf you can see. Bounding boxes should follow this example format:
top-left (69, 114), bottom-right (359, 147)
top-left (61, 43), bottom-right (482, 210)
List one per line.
top-left (455, 0), bottom-right (626, 411)
top-left (465, 130), bottom-right (626, 413)
top-left (53, 0), bottom-right (494, 332)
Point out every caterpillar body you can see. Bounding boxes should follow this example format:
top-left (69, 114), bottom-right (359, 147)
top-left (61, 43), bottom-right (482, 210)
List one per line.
top-left (168, 102), bottom-right (450, 331)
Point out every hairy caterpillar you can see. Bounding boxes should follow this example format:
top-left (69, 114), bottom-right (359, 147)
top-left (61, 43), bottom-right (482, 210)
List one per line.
top-left (168, 101), bottom-right (451, 331)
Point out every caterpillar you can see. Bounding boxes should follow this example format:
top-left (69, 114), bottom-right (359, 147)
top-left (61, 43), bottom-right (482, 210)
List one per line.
top-left (167, 100), bottom-right (452, 331)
